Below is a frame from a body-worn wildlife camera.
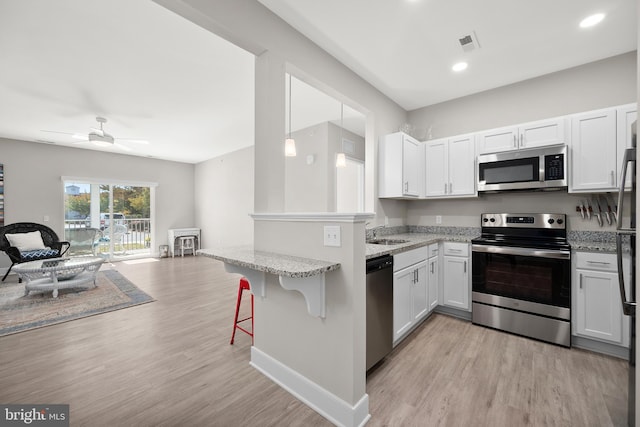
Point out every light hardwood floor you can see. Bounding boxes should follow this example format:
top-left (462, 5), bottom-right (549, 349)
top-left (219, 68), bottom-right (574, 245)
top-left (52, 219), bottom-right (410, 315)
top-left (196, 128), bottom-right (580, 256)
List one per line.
top-left (0, 256), bottom-right (629, 426)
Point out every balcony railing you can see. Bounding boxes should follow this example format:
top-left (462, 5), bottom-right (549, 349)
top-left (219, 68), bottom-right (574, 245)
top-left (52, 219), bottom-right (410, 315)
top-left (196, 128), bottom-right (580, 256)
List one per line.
top-left (64, 218), bottom-right (152, 256)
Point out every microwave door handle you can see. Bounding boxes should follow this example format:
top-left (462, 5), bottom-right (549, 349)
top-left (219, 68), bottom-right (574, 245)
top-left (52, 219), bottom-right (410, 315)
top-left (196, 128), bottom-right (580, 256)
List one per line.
top-left (617, 147), bottom-right (635, 230)
top-left (616, 232), bottom-right (636, 316)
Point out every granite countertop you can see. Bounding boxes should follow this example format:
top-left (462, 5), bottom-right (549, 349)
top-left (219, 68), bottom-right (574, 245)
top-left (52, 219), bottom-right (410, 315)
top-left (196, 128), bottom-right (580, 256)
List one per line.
top-left (197, 247), bottom-right (341, 278)
top-left (366, 232), bottom-right (478, 259)
top-left (568, 240), bottom-right (617, 253)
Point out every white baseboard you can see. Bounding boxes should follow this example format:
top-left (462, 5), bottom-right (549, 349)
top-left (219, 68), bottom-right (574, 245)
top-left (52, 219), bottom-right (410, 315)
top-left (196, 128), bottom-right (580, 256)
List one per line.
top-left (250, 347), bottom-right (370, 427)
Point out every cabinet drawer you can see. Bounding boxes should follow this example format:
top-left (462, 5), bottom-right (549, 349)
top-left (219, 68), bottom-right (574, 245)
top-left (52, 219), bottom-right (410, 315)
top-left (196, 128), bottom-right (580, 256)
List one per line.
top-left (575, 252), bottom-right (617, 272)
top-left (428, 243), bottom-right (439, 258)
top-left (394, 246), bottom-right (428, 272)
top-left (443, 242), bottom-right (469, 257)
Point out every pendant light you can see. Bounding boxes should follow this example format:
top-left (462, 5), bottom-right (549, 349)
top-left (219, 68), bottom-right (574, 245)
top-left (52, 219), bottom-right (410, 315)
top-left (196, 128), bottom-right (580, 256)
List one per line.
top-left (336, 103), bottom-right (346, 168)
top-left (285, 74), bottom-right (297, 157)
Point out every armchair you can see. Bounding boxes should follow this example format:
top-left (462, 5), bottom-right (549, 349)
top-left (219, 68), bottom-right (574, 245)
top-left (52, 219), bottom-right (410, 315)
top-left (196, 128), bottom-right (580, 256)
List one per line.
top-left (0, 222), bottom-right (71, 281)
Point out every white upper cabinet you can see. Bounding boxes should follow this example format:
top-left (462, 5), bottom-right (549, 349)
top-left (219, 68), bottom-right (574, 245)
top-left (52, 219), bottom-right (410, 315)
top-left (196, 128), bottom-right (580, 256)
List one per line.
top-left (476, 117), bottom-right (567, 155)
top-left (519, 117), bottom-right (567, 149)
top-left (475, 126), bottom-right (518, 154)
top-left (424, 138), bottom-right (447, 197)
top-left (617, 103), bottom-right (637, 191)
top-left (569, 108), bottom-right (617, 192)
top-left (424, 134), bottom-right (475, 198)
top-left (448, 135), bottom-right (476, 196)
top-left (379, 132), bottom-right (422, 198)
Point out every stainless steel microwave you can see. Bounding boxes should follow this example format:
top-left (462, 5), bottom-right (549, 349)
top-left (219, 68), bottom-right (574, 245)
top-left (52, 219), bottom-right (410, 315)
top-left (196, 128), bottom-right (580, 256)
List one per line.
top-left (477, 145), bottom-right (567, 192)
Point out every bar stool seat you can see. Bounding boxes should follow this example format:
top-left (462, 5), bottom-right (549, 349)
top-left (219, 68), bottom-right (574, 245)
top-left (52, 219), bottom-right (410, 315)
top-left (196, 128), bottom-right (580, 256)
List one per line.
top-left (177, 235), bottom-right (196, 257)
top-left (230, 278), bottom-right (254, 345)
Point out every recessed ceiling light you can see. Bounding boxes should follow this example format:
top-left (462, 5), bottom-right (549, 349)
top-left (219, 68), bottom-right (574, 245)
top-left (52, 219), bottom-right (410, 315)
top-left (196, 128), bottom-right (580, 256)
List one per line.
top-left (452, 62), bottom-right (468, 72)
top-left (580, 13), bottom-right (605, 28)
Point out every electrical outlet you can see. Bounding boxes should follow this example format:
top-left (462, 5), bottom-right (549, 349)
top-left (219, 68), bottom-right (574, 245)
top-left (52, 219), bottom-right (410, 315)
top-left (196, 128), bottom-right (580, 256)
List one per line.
top-left (436, 215), bottom-right (442, 224)
top-left (43, 215), bottom-right (50, 222)
top-left (324, 225), bottom-right (341, 247)
top-left (384, 216), bottom-right (389, 226)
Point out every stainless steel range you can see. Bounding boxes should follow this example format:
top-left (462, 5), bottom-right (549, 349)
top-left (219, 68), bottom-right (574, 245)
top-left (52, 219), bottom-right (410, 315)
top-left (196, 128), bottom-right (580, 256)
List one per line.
top-left (471, 213), bottom-right (571, 347)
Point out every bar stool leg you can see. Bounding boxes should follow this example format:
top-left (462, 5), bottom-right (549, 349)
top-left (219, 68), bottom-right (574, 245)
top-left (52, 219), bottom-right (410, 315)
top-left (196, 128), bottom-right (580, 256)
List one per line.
top-left (230, 280), bottom-right (244, 345)
top-left (230, 278), bottom-right (254, 345)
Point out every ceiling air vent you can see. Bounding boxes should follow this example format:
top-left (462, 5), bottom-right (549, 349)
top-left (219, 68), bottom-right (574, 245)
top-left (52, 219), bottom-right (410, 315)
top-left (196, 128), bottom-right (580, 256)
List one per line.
top-left (459, 31), bottom-right (480, 52)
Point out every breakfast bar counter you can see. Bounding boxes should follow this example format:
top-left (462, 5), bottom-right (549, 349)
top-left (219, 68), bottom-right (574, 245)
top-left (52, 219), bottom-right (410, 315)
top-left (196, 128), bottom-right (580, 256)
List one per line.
top-left (197, 247), bottom-right (340, 318)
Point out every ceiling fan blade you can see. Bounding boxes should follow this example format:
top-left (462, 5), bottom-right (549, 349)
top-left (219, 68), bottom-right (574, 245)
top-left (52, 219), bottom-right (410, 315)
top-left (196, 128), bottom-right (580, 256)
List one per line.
top-left (40, 130), bottom-right (75, 135)
top-left (117, 138), bottom-right (149, 144)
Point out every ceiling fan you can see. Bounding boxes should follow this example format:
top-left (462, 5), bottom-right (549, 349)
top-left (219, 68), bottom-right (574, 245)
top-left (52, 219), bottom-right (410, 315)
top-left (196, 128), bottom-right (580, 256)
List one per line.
top-left (41, 116), bottom-right (149, 152)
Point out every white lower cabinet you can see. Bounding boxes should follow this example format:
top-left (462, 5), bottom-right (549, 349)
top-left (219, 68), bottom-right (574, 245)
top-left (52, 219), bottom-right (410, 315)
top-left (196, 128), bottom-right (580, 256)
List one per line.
top-left (393, 246), bottom-right (429, 345)
top-left (573, 251), bottom-right (630, 347)
top-left (442, 242), bottom-right (470, 311)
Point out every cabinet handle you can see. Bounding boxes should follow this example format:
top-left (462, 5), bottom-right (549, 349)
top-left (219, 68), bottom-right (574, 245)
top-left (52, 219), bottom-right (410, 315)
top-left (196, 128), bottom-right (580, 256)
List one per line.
top-left (416, 269), bottom-right (419, 282)
top-left (463, 261), bottom-right (467, 273)
top-left (513, 134), bottom-right (517, 148)
top-left (405, 182), bottom-right (408, 192)
top-left (430, 262), bottom-right (434, 274)
top-left (449, 182), bottom-right (452, 193)
top-left (579, 274), bottom-right (583, 289)
top-left (611, 171), bottom-right (615, 186)
top-left (586, 260), bottom-right (611, 265)
top-left (444, 183), bottom-right (447, 194)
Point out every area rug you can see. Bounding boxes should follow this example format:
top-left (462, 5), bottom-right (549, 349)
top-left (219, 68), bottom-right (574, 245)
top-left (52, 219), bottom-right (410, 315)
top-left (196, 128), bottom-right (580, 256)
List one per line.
top-left (0, 269), bottom-right (154, 337)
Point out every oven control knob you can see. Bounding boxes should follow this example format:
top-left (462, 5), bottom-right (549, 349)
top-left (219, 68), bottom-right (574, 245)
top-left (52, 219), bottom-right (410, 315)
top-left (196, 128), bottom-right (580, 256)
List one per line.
top-left (489, 218), bottom-right (496, 223)
top-left (557, 218), bottom-right (563, 225)
top-left (483, 218), bottom-right (489, 223)
top-left (548, 218), bottom-right (555, 224)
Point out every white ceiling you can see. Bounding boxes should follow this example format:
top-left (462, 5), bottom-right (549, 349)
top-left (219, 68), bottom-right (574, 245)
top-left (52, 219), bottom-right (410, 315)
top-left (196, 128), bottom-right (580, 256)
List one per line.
top-left (260, 0), bottom-right (637, 110)
top-left (0, 0), bottom-right (637, 163)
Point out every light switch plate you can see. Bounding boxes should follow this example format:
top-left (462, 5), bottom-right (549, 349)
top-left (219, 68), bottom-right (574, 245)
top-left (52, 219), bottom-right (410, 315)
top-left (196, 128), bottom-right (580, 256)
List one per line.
top-left (436, 215), bottom-right (442, 224)
top-left (324, 225), bottom-right (341, 247)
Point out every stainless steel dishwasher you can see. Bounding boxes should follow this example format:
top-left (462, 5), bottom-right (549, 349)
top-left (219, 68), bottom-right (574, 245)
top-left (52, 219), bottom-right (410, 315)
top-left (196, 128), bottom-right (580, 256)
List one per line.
top-left (366, 254), bottom-right (393, 371)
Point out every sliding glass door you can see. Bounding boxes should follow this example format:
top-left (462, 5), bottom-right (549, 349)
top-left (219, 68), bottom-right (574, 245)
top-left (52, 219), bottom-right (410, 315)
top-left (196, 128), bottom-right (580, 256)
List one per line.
top-left (63, 178), bottom-right (155, 260)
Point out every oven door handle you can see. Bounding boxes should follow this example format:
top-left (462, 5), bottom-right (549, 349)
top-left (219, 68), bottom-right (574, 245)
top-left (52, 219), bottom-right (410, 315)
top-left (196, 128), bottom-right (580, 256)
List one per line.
top-left (471, 244), bottom-right (570, 260)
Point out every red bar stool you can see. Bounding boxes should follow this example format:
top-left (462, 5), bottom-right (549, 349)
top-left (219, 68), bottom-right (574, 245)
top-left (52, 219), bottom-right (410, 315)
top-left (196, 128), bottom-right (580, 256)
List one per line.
top-left (230, 277), bottom-right (254, 345)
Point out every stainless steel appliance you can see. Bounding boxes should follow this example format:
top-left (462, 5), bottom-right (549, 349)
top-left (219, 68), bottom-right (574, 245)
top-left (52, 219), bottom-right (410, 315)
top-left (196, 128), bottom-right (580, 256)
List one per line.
top-left (471, 213), bottom-right (571, 347)
top-left (477, 145), bottom-right (567, 192)
top-left (616, 121), bottom-right (636, 426)
top-left (366, 255), bottom-right (393, 371)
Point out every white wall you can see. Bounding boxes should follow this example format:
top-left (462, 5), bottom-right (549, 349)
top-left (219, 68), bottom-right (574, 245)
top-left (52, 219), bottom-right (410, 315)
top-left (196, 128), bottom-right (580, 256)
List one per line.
top-left (194, 146), bottom-right (254, 247)
top-left (0, 138), bottom-right (195, 268)
top-left (406, 52), bottom-right (637, 230)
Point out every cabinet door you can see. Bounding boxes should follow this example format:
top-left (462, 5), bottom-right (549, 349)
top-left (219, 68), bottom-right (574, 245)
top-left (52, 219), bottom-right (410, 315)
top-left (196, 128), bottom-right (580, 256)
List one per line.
top-left (402, 136), bottom-right (420, 196)
top-left (476, 126), bottom-right (518, 155)
top-left (443, 256), bottom-right (469, 310)
top-left (570, 109), bottom-right (617, 192)
top-left (448, 134), bottom-right (476, 196)
top-left (393, 268), bottom-right (414, 343)
top-left (575, 269), bottom-right (623, 344)
top-left (412, 261), bottom-right (428, 322)
top-left (519, 117), bottom-right (566, 149)
top-left (424, 139), bottom-right (448, 197)
top-left (428, 256), bottom-right (439, 312)
top-left (617, 104), bottom-right (637, 191)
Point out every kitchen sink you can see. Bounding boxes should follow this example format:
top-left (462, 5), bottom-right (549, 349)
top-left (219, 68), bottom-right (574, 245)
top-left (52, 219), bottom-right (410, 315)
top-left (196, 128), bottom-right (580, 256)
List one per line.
top-left (366, 238), bottom-right (409, 245)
